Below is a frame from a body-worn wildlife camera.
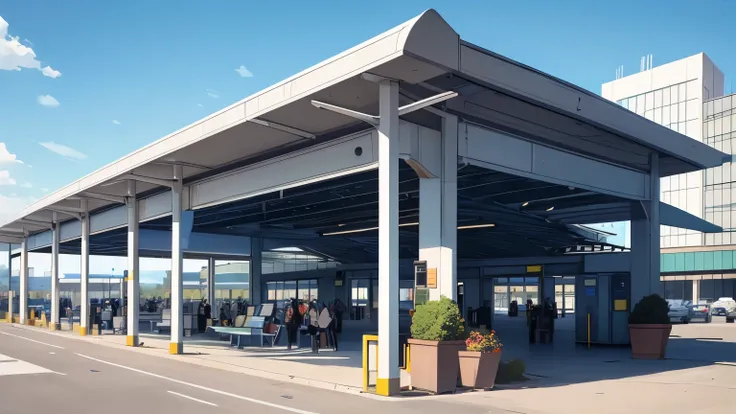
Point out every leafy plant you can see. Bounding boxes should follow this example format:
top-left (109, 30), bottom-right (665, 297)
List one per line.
top-left (466, 330), bottom-right (502, 353)
top-left (410, 296), bottom-right (465, 341)
top-left (628, 294), bottom-right (671, 325)
top-left (496, 359), bottom-right (527, 384)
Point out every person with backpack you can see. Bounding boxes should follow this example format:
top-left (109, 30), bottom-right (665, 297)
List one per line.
top-left (332, 298), bottom-right (346, 335)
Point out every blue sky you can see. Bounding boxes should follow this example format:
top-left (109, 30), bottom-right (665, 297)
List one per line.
top-left (0, 0), bottom-right (734, 272)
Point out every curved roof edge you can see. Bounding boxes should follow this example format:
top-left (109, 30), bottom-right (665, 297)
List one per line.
top-left (0, 11), bottom-right (446, 229)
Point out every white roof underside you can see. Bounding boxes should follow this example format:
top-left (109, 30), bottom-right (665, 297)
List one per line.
top-left (0, 9), bottom-right (727, 239)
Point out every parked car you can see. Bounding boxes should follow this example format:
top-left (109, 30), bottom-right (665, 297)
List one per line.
top-left (667, 299), bottom-right (692, 324)
top-left (727, 308), bottom-right (736, 323)
top-left (689, 302), bottom-right (712, 323)
top-left (711, 297), bottom-right (736, 316)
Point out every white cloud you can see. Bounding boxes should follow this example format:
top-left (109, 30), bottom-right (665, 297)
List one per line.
top-left (38, 94), bottom-right (60, 107)
top-left (0, 143), bottom-right (23, 164)
top-left (20, 182), bottom-right (31, 188)
top-left (235, 65), bottom-right (253, 78)
top-left (0, 16), bottom-right (61, 78)
top-left (0, 170), bottom-right (16, 186)
top-left (41, 65), bottom-right (61, 78)
top-left (0, 193), bottom-right (36, 225)
top-left (38, 141), bottom-right (87, 160)
top-left (112, 119), bottom-right (121, 125)
top-left (206, 89), bottom-right (219, 99)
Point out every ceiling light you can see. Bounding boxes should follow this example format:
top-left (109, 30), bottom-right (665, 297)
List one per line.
top-left (457, 223), bottom-right (495, 230)
top-left (546, 206), bottom-right (555, 211)
top-left (322, 222), bottom-right (496, 236)
top-left (522, 201), bottom-right (529, 207)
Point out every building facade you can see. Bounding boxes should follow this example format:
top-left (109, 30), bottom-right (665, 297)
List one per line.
top-left (602, 53), bottom-right (736, 302)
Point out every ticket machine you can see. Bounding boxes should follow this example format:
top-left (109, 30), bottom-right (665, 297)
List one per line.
top-left (575, 273), bottom-right (630, 345)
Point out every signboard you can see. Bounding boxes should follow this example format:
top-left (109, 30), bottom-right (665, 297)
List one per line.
top-left (526, 265), bottom-right (542, 273)
top-left (427, 268), bottom-right (437, 289)
top-left (414, 261), bottom-right (427, 287)
top-left (585, 287), bottom-right (596, 297)
top-left (584, 279), bottom-right (597, 287)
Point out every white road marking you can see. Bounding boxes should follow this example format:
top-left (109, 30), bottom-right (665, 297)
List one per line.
top-left (0, 331), bottom-right (65, 349)
top-left (0, 353), bottom-right (55, 377)
top-left (167, 390), bottom-right (219, 407)
top-left (76, 353), bottom-right (320, 414)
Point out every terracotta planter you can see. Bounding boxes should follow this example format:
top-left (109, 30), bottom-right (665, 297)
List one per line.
top-left (408, 338), bottom-right (465, 394)
top-left (629, 324), bottom-right (672, 360)
top-left (459, 351), bottom-right (502, 389)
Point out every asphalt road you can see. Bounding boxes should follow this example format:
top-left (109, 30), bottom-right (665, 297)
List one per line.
top-left (0, 324), bottom-right (505, 414)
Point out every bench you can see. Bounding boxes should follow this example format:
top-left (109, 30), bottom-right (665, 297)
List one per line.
top-left (208, 316), bottom-right (280, 348)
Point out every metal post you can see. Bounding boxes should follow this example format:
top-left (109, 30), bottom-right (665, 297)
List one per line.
top-left (376, 79), bottom-right (400, 397)
top-left (170, 165), bottom-right (184, 354)
top-left (19, 236), bottom-right (28, 325)
top-left (80, 200), bottom-right (90, 335)
top-left (50, 212), bottom-right (60, 330)
top-left (126, 180), bottom-right (140, 346)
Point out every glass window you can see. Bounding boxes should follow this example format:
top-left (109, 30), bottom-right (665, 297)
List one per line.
top-left (671, 85), bottom-right (679, 103)
top-left (628, 96), bottom-right (637, 113)
top-left (663, 87), bottom-right (671, 106)
top-left (662, 105), bottom-right (671, 126)
top-left (686, 80), bottom-right (699, 102)
top-left (671, 104), bottom-right (679, 124)
top-left (654, 89), bottom-right (663, 108)
top-left (645, 92), bottom-right (654, 110)
top-left (636, 95), bottom-right (646, 114)
top-left (653, 107), bottom-right (662, 124)
top-left (678, 102), bottom-right (687, 123)
top-left (283, 280), bottom-right (297, 300)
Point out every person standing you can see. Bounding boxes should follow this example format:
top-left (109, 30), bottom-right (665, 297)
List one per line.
top-left (197, 299), bottom-right (206, 333)
top-left (284, 298), bottom-right (302, 350)
top-left (308, 301), bottom-right (320, 353)
top-left (332, 298), bottom-right (345, 335)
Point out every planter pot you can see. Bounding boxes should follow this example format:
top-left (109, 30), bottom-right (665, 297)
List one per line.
top-left (629, 324), bottom-right (672, 360)
top-left (408, 338), bottom-right (465, 394)
top-left (459, 351), bottom-right (502, 389)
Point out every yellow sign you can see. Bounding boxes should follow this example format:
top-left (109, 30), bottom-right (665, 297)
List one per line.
top-left (614, 299), bottom-right (628, 311)
top-left (526, 265), bottom-right (542, 273)
top-left (427, 268), bottom-right (438, 288)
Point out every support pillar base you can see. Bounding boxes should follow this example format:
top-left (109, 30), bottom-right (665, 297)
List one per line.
top-left (126, 335), bottom-right (138, 347)
top-left (376, 377), bottom-right (401, 396)
top-left (169, 342), bottom-right (183, 355)
top-left (79, 326), bottom-right (87, 336)
top-left (49, 324), bottom-right (58, 332)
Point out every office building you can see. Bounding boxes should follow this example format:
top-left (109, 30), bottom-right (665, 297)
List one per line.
top-left (602, 53), bottom-right (736, 302)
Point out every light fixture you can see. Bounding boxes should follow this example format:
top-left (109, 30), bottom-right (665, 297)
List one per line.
top-left (546, 206), bottom-right (555, 211)
top-left (522, 201), bottom-right (529, 207)
top-left (457, 223), bottom-right (496, 230)
top-left (322, 222), bottom-right (495, 236)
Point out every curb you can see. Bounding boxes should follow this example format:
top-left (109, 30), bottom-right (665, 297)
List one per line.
top-left (6, 323), bottom-right (377, 398)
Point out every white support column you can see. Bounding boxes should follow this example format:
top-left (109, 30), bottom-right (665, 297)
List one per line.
top-left (250, 238), bottom-right (262, 306)
top-left (692, 279), bottom-right (700, 303)
top-left (630, 154), bottom-right (661, 308)
top-left (19, 235), bottom-right (28, 325)
top-left (80, 200), bottom-right (90, 335)
top-left (420, 115), bottom-right (458, 302)
top-left (50, 212), bottom-right (60, 330)
top-left (377, 79), bottom-right (400, 397)
top-left (126, 180), bottom-right (140, 346)
top-left (170, 166), bottom-right (184, 355)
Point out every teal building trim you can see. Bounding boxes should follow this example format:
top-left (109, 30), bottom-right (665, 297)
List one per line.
top-left (661, 250), bottom-right (736, 273)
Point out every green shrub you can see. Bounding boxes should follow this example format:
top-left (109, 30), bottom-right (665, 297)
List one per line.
top-left (496, 359), bottom-right (527, 384)
top-left (628, 294), bottom-right (670, 325)
top-left (410, 296), bottom-right (465, 341)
